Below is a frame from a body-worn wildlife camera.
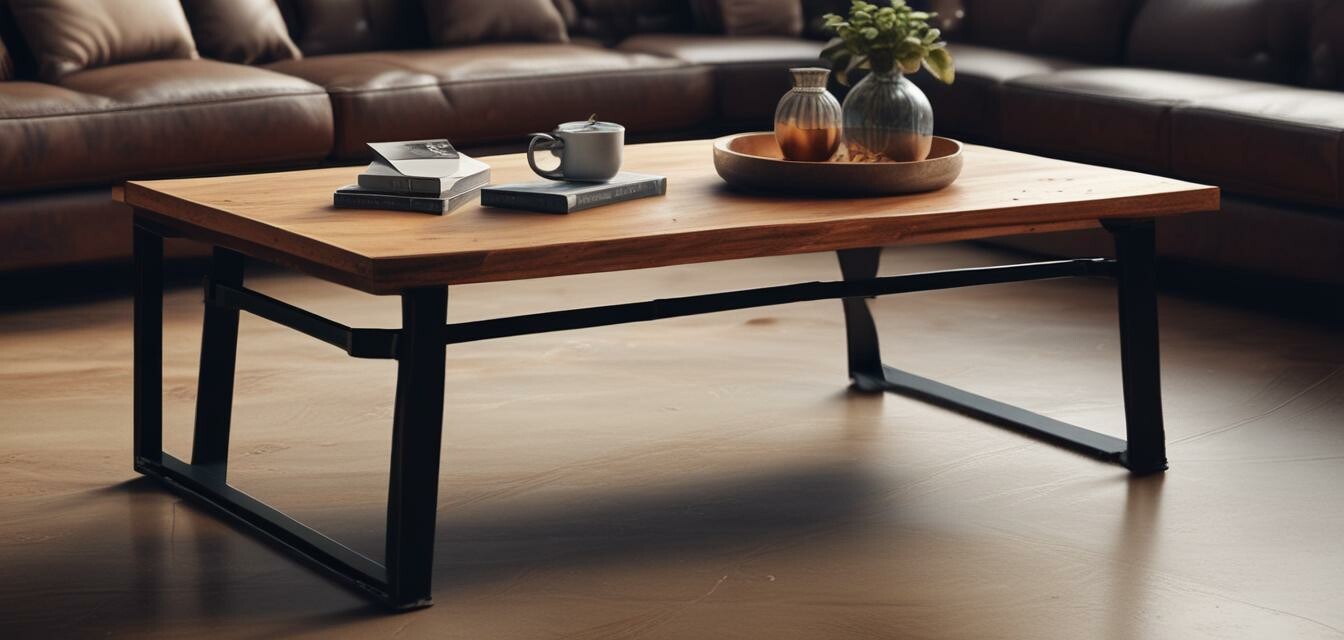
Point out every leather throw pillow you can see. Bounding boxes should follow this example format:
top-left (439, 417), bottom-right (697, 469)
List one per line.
top-left (290, 0), bottom-right (429, 56)
top-left (421, 0), bottom-right (570, 45)
top-left (10, 0), bottom-right (198, 81)
top-left (180, 0), bottom-right (301, 65)
top-left (720, 0), bottom-right (804, 37)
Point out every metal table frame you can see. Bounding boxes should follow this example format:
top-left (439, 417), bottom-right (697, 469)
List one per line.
top-left (132, 212), bottom-right (1166, 611)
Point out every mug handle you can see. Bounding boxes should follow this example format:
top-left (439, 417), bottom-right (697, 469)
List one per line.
top-left (527, 133), bottom-right (565, 181)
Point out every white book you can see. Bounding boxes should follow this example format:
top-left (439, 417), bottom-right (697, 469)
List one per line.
top-left (358, 155), bottom-right (491, 196)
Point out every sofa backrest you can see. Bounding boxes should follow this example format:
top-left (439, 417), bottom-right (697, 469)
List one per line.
top-left (273, 0), bottom-right (430, 56)
top-left (1309, 0), bottom-right (1344, 90)
top-left (955, 0), bottom-right (1142, 63)
top-left (568, 0), bottom-right (694, 42)
top-left (1126, 0), bottom-right (1314, 84)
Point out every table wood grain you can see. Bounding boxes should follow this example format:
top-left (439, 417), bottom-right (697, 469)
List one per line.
top-left (118, 139), bottom-right (1218, 294)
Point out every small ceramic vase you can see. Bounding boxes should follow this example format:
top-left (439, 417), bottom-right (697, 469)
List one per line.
top-left (773, 67), bottom-right (843, 162)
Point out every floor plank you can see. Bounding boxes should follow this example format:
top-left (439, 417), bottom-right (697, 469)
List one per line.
top-left (1, 244), bottom-right (1341, 639)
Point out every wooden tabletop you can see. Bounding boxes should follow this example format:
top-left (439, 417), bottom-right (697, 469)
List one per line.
top-left (119, 139), bottom-right (1218, 294)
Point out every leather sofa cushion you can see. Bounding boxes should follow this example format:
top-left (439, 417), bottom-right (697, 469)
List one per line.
top-left (422, 0), bottom-right (569, 45)
top-left (288, 0), bottom-right (429, 55)
top-left (720, 0), bottom-right (804, 37)
top-left (9, 0), bottom-right (199, 81)
top-left (1001, 68), bottom-right (1277, 172)
top-left (0, 60), bottom-right (332, 194)
top-left (267, 44), bottom-right (714, 159)
top-left (570, 0), bottom-right (694, 43)
top-left (907, 43), bottom-right (1081, 144)
top-left (1310, 0), bottom-right (1344, 90)
top-left (694, 0), bottom-right (835, 37)
top-left (1126, 0), bottom-right (1314, 84)
top-left (616, 34), bottom-right (821, 123)
top-left (1172, 89), bottom-right (1344, 209)
top-left (181, 0), bottom-right (302, 65)
top-left (958, 0), bottom-right (1140, 63)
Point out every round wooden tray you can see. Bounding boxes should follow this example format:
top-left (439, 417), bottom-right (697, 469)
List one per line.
top-left (712, 132), bottom-right (963, 196)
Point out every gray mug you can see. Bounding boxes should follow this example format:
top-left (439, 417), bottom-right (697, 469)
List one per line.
top-left (527, 121), bottom-right (624, 182)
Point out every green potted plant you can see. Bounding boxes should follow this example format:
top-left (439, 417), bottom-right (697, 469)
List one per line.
top-left (820, 0), bottom-right (955, 162)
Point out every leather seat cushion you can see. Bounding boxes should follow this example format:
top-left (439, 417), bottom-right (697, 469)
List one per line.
top-left (616, 34), bottom-right (821, 123)
top-left (0, 59), bottom-right (333, 194)
top-left (1172, 89), bottom-right (1344, 210)
top-left (268, 44), bottom-right (715, 159)
top-left (1001, 68), bottom-right (1278, 172)
top-left (908, 43), bottom-right (1081, 144)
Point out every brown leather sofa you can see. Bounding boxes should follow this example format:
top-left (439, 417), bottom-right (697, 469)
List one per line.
top-left (1, 0), bottom-right (1341, 290)
top-left (0, 0), bottom-right (836, 272)
top-left (916, 0), bottom-right (1344, 286)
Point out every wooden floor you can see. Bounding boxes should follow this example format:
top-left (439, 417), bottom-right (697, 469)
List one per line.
top-left (1, 244), bottom-right (1342, 639)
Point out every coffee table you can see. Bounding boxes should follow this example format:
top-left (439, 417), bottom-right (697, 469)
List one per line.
top-left (118, 139), bottom-right (1218, 610)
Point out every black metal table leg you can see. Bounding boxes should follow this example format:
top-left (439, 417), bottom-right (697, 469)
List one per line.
top-left (1105, 219), bottom-right (1168, 475)
top-left (384, 287), bottom-right (449, 609)
top-left (191, 248), bottom-right (246, 474)
top-left (126, 216), bottom-right (1171, 612)
top-left (836, 247), bottom-right (886, 390)
top-left (133, 218), bottom-right (164, 472)
top-left (834, 236), bottom-right (1166, 474)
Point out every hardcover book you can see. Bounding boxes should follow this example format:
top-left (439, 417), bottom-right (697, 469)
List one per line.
top-left (480, 172), bottom-right (667, 214)
top-left (358, 155), bottom-right (491, 197)
top-left (333, 184), bottom-right (481, 215)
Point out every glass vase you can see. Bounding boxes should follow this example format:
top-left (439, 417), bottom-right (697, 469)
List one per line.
top-left (841, 70), bottom-right (933, 162)
top-left (773, 67), bottom-right (843, 162)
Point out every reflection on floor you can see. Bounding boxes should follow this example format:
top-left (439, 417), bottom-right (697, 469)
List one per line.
top-left (1, 244), bottom-right (1341, 639)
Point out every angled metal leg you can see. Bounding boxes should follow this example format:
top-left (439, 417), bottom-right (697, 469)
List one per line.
top-left (384, 287), bottom-right (449, 609)
top-left (837, 247), bottom-right (886, 390)
top-left (133, 219), bottom-right (164, 471)
top-left (191, 248), bottom-right (245, 473)
top-left (1105, 219), bottom-right (1167, 475)
top-left (835, 229), bottom-right (1167, 474)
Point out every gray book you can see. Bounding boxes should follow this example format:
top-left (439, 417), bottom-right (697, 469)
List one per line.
top-left (357, 156), bottom-right (491, 197)
top-left (480, 172), bottom-right (667, 214)
top-left (333, 184), bottom-right (480, 215)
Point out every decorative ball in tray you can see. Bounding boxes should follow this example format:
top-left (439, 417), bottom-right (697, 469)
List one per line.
top-left (712, 132), bottom-right (963, 197)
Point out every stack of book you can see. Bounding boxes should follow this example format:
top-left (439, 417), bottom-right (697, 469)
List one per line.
top-left (334, 139), bottom-right (490, 214)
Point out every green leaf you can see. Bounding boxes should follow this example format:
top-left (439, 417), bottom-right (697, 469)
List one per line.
top-left (924, 46), bottom-right (955, 84)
